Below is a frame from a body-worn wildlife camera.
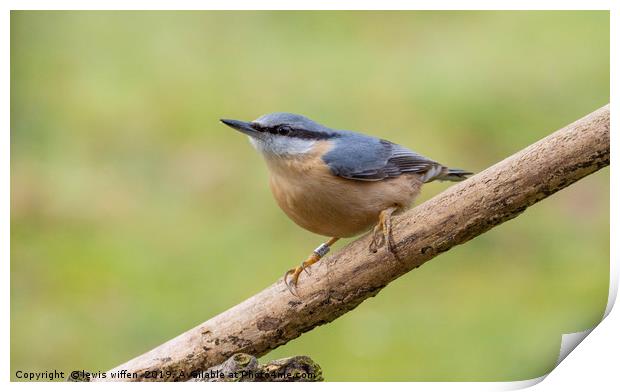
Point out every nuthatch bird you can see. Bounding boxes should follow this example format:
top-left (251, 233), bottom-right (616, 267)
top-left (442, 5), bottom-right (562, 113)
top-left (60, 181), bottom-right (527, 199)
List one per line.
top-left (221, 113), bottom-right (471, 295)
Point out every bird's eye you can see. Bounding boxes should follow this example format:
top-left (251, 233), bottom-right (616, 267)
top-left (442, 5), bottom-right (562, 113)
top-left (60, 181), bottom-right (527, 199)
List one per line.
top-left (277, 125), bottom-right (292, 136)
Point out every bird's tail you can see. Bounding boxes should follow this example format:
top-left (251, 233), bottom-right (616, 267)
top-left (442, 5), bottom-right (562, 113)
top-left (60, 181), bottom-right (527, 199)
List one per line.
top-left (423, 166), bottom-right (473, 183)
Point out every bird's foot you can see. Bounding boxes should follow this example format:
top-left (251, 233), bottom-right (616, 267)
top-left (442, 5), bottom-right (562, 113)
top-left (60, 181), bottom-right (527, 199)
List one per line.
top-left (369, 206), bottom-right (400, 260)
top-left (284, 254), bottom-right (320, 296)
top-left (284, 238), bottom-right (339, 296)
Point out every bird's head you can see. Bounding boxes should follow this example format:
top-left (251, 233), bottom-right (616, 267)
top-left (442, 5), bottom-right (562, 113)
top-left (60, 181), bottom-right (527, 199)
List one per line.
top-left (221, 113), bottom-right (337, 156)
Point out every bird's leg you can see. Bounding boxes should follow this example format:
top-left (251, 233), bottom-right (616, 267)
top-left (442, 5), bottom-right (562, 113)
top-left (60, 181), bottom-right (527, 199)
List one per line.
top-left (369, 206), bottom-right (400, 259)
top-left (284, 237), bottom-right (339, 296)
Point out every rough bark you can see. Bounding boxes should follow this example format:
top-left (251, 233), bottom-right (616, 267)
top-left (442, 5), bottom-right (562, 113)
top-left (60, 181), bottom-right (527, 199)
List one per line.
top-left (97, 105), bottom-right (609, 381)
top-left (188, 354), bottom-right (323, 382)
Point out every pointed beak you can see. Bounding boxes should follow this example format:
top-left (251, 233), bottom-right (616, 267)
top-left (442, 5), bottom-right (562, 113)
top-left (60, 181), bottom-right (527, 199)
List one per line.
top-left (220, 118), bottom-right (257, 136)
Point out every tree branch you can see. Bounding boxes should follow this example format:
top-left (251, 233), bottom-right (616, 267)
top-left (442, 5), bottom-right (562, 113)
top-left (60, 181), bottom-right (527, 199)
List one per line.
top-left (98, 105), bottom-right (609, 381)
top-left (188, 353), bottom-right (323, 382)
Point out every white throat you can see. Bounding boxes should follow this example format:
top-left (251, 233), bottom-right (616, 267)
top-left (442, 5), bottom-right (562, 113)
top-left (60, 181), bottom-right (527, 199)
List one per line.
top-left (249, 135), bottom-right (316, 157)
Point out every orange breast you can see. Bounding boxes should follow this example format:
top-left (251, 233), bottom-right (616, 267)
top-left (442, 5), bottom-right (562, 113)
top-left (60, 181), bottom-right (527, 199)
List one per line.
top-left (265, 142), bottom-right (423, 238)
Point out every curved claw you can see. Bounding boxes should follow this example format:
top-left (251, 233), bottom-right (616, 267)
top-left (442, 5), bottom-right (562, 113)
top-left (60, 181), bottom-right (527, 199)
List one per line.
top-left (303, 265), bottom-right (312, 276)
top-left (282, 239), bottom-right (339, 297)
top-left (283, 267), bottom-right (301, 297)
top-left (283, 260), bottom-right (315, 296)
top-left (368, 206), bottom-right (400, 261)
top-left (369, 224), bottom-right (385, 253)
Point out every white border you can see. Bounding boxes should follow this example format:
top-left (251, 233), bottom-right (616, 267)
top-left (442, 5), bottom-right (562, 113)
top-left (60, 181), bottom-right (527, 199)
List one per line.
top-left (3, 1), bottom-right (616, 390)
top-left (1, 0), bottom-right (616, 10)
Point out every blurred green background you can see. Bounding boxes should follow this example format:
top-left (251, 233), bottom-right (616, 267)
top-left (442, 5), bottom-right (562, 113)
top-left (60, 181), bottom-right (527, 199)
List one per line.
top-left (10, 11), bottom-right (609, 381)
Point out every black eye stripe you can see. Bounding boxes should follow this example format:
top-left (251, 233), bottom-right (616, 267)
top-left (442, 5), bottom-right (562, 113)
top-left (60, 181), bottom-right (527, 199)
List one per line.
top-left (250, 123), bottom-right (266, 132)
top-left (250, 123), bottom-right (335, 140)
top-left (289, 129), bottom-right (333, 139)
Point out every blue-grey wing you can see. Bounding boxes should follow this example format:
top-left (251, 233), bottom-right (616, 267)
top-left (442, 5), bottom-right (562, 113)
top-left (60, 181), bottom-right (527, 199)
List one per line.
top-left (322, 133), bottom-right (445, 182)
